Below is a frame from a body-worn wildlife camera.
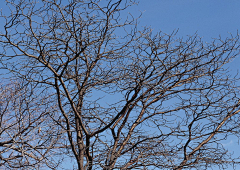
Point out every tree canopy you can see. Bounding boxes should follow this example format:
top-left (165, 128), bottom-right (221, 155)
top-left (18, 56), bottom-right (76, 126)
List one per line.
top-left (0, 0), bottom-right (240, 169)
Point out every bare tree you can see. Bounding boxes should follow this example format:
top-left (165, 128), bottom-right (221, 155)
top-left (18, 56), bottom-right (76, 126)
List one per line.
top-left (0, 80), bottom-right (65, 169)
top-left (0, 0), bottom-right (240, 169)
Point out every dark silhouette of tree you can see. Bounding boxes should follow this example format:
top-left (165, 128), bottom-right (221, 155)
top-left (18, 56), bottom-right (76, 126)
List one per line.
top-left (0, 0), bottom-right (240, 169)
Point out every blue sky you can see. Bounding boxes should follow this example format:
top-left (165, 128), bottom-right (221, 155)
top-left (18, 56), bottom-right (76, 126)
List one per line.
top-left (133, 0), bottom-right (240, 39)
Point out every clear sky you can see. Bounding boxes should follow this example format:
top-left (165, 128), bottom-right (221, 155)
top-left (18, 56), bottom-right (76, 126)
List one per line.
top-left (132, 0), bottom-right (240, 39)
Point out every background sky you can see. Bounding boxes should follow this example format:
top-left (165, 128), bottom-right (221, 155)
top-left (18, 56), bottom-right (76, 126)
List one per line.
top-left (0, 0), bottom-right (240, 169)
top-left (134, 0), bottom-right (240, 38)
